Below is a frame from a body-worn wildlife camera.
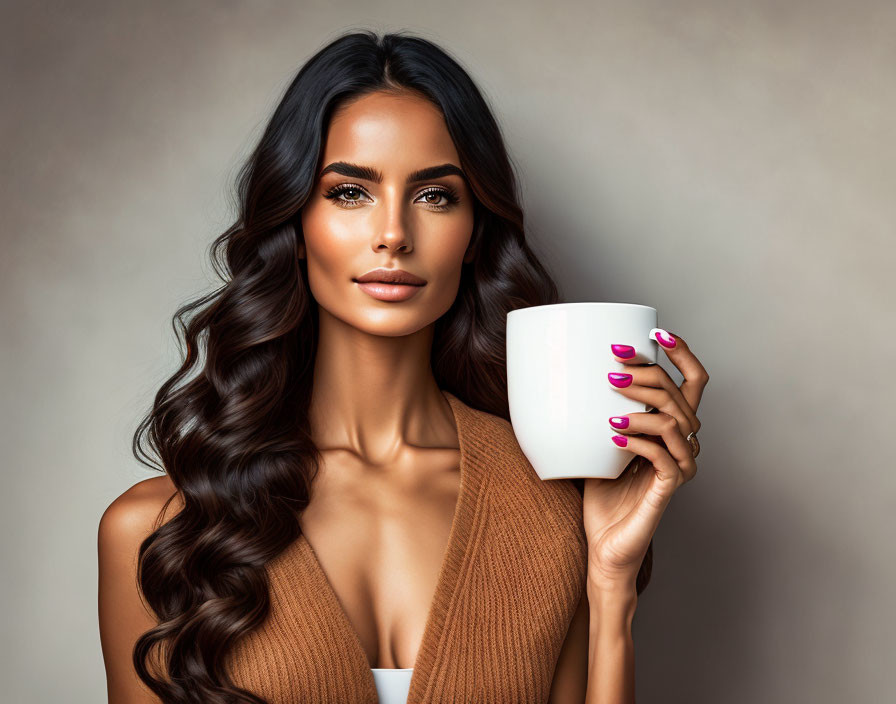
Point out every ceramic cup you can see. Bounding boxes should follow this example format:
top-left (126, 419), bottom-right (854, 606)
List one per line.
top-left (506, 302), bottom-right (662, 480)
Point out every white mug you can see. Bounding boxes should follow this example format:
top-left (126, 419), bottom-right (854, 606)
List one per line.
top-left (506, 302), bottom-right (663, 480)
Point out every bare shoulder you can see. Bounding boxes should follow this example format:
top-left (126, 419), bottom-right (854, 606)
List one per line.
top-left (97, 476), bottom-right (184, 608)
top-left (99, 475), bottom-right (183, 537)
top-left (97, 476), bottom-right (184, 703)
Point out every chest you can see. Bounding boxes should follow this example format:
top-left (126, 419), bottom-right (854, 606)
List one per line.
top-left (297, 448), bottom-right (462, 669)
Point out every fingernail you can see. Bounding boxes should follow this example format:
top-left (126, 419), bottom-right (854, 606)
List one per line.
top-left (608, 372), bottom-right (633, 388)
top-left (653, 328), bottom-right (677, 349)
top-left (611, 344), bottom-right (636, 359)
top-left (611, 434), bottom-right (628, 447)
top-left (609, 416), bottom-right (629, 429)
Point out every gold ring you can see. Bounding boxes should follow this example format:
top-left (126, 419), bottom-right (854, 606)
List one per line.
top-left (686, 431), bottom-right (700, 458)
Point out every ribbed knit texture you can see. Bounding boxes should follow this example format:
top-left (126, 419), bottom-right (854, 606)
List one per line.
top-left (222, 390), bottom-right (588, 703)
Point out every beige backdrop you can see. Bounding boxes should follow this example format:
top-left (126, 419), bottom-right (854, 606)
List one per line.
top-left (3, 1), bottom-right (893, 702)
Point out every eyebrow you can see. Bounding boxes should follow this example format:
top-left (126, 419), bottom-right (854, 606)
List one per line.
top-left (318, 161), bottom-right (467, 185)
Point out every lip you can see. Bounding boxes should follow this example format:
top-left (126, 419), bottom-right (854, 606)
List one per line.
top-left (355, 281), bottom-right (424, 302)
top-left (354, 268), bottom-right (427, 286)
top-left (352, 268), bottom-right (427, 302)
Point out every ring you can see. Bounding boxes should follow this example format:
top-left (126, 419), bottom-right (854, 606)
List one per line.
top-left (686, 431), bottom-right (700, 458)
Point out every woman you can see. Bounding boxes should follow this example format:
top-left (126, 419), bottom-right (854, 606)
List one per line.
top-left (98, 30), bottom-right (709, 703)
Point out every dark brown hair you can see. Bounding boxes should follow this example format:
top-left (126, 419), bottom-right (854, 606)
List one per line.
top-left (131, 29), bottom-right (652, 703)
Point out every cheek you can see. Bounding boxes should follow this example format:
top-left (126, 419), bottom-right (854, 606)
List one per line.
top-left (426, 211), bottom-right (474, 271)
top-left (299, 206), bottom-right (356, 298)
top-left (420, 215), bottom-right (474, 308)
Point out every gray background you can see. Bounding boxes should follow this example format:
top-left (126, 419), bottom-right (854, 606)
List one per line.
top-left (3, 1), bottom-right (893, 702)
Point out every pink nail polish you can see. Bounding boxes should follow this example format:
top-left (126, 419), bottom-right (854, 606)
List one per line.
top-left (611, 435), bottom-right (628, 447)
top-left (654, 329), bottom-right (677, 349)
top-left (609, 416), bottom-right (629, 429)
top-left (611, 344), bottom-right (635, 359)
top-left (608, 372), bottom-right (633, 388)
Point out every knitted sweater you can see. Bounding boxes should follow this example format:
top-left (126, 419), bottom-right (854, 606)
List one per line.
top-left (222, 390), bottom-right (588, 703)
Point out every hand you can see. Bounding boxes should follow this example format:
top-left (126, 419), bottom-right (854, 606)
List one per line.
top-left (583, 328), bottom-right (709, 591)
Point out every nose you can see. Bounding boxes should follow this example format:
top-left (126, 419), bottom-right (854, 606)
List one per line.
top-left (373, 191), bottom-right (412, 253)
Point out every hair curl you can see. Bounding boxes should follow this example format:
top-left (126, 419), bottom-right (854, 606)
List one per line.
top-left (131, 29), bottom-right (652, 703)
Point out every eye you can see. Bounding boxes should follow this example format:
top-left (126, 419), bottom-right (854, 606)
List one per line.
top-left (322, 184), bottom-right (371, 208)
top-left (322, 183), bottom-right (461, 211)
top-left (415, 186), bottom-right (460, 211)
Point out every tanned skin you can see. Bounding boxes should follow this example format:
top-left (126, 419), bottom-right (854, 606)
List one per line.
top-left (98, 89), bottom-right (710, 704)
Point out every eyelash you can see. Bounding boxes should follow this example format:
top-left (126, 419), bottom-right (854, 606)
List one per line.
top-left (322, 184), bottom-right (461, 211)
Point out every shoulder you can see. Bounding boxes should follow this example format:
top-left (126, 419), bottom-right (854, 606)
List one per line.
top-left (98, 476), bottom-right (184, 556)
top-left (98, 476), bottom-right (183, 702)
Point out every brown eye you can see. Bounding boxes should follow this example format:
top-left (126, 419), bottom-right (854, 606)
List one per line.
top-left (323, 184), bottom-right (370, 208)
top-left (415, 186), bottom-right (460, 211)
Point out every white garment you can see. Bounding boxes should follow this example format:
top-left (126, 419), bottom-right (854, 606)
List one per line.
top-left (370, 668), bottom-right (413, 704)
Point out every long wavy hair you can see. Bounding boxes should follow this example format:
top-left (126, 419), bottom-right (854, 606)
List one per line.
top-left (131, 29), bottom-right (652, 703)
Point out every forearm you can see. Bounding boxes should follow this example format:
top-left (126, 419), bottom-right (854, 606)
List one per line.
top-left (584, 579), bottom-right (638, 704)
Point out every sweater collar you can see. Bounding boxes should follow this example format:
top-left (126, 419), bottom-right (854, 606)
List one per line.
top-left (296, 389), bottom-right (492, 701)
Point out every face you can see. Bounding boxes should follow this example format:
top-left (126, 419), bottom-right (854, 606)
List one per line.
top-left (299, 90), bottom-right (475, 337)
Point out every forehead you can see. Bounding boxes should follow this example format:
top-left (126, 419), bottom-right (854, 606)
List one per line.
top-left (321, 91), bottom-right (460, 170)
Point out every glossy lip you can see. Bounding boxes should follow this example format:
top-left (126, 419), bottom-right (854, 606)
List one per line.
top-left (353, 268), bottom-right (427, 286)
top-left (355, 281), bottom-right (424, 302)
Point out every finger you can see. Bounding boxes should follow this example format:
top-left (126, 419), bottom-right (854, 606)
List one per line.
top-left (649, 329), bottom-right (710, 413)
top-left (610, 341), bottom-right (703, 432)
top-left (609, 362), bottom-right (700, 431)
top-left (609, 412), bottom-right (697, 482)
top-left (607, 370), bottom-right (699, 436)
top-left (610, 343), bottom-right (653, 366)
top-left (608, 431), bottom-right (684, 512)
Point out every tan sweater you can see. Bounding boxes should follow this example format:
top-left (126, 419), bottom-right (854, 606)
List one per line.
top-left (223, 390), bottom-right (588, 703)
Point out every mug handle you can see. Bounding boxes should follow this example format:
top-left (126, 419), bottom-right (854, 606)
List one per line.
top-left (648, 327), bottom-right (663, 345)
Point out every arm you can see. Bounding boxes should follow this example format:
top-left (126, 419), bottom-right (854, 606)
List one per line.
top-left (547, 579), bottom-right (637, 704)
top-left (97, 476), bottom-right (182, 704)
top-left (584, 580), bottom-right (637, 704)
top-left (570, 329), bottom-right (706, 702)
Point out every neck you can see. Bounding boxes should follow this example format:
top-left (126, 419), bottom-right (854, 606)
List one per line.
top-left (308, 305), bottom-right (453, 463)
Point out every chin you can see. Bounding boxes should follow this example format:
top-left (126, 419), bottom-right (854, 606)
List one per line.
top-left (354, 313), bottom-right (433, 338)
